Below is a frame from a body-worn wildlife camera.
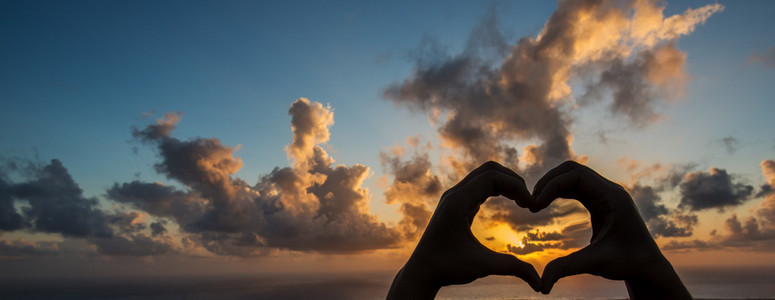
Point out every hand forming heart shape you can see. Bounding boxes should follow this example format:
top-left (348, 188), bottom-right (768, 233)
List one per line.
top-left (388, 161), bottom-right (692, 300)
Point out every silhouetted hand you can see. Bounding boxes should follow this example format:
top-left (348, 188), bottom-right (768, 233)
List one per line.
top-left (387, 161), bottom-right (541, 299)
top-left (531, 161), bottom-right (692, 299)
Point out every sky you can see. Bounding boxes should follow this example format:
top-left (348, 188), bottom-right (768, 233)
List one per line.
top-left (1, 0), bottom-right (775, 297)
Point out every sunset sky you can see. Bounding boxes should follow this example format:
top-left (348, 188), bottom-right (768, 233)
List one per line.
top-left (1, 0), bottom-right (775, 297)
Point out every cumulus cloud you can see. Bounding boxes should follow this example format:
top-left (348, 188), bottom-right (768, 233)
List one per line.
top-left (379, 139), bottom-right (441, 240)
top-left (3, 99), bottom-right (403, 258)
top-left (385, 0), bottom-right (722, 181)
top-left (679, 167), bottom-right (754, 211)
top-left (113, 98), bottom-right (402, 256)
top-left (664, 160), bottom-right (775, 251)
top-left (754, 160), bottom-right (775, 225)
top-left (0, 159), bottom-right (112, 238)
top-left (107, 181), bottom-right (207, 229)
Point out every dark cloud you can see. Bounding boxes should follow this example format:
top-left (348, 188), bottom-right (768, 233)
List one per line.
top-left (107, 181), bottom-right (206, 228)
top-left (150, 221), bottom-right (167, 237)
top-left (1, 159), bottom-right (112, 238)
top-left (505, 221), bottom-right (591, 256)
top-left (748, 46), bottom-right (775, 69)
top-left (0, 175), bottom-right (25, 231)
top-left (721, 213), bottom-right (775, 245)
top-left (526, 230), bottom-right (565, 241)
top-left (94, 234), bottom-right (174, 257)
top-left (484, 197), bottom-right (586, 232)
top-left (629, 183), bottom-right (696, 237)
top-left (757, 184), bottom-right (773, 199)
top-left (679, 167), bottom-right (753, 211)
top-left (662, 160), bottom-right (775, 252)
top-left (0, 159), bottom-right (184, 257)
top-left (108, 211), bottom-right (146, 234)
top-left (663, 212), bottom-right (775, 252)
top-left (661, 163), bottom-right (698, 190)
top-left (662, 239), bottom-right (715, 251)
top-left (506, 239), bottom-right (556, 256)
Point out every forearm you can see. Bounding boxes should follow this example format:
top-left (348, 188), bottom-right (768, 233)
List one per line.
top-left (625, 255), bottom-right (692, 300)
top-left (387, 262), bottom-right (441, 300)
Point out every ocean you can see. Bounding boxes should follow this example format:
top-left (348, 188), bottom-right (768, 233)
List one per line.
top-left (1, 267), bottom-right (772, 299)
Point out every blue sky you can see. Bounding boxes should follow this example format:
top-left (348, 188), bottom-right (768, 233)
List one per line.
top-left (2, 1), bottom-right (772, 193)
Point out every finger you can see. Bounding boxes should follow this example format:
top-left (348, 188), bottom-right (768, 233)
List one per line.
top-left (444, 162), bottom-right (531, 203)
top-left (452, 168), bottom-right (532, 211)
top-left (443, 161), bottom-right (504, 198)
top-left (532, 160), bottom-right (617, 213)
top-left (531, 166), bottom-right (582, 213)
top-left (540, 246), bottom-right (602, 294)
top-left (532, 161), bottom-right (581, 199)
top-left (479, 250), bottom-right (541, 292)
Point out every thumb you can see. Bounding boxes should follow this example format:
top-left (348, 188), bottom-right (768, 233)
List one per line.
top-left (481, 250), bottom-right (541, 292)
top-left (541, 246), bottom-right (602, 294)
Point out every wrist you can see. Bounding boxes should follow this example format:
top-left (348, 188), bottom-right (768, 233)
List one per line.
top-left (625, 255), bottom-right (692, 300)
top-left (387, 260), bottom-right (441, 299)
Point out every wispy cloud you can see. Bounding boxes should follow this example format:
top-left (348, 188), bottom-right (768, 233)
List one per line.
top-left (749, 46), bottom-right (775, 69)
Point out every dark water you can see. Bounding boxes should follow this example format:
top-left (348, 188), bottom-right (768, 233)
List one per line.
top-left (1, 267), bottom-right (772, 299)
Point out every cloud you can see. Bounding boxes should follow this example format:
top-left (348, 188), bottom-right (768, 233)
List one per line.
top-left (663, 160), bottom-right (775, 251)
top-left (115, 98), bottom-right (403, 256)
top-left (379, 140), bottom-right (441, 240)
top-left (664, 212), bottom-right (775, 252)
top-left (107, 181), bottom-right (207, 229)
top-left (108, 211), bottom-right (147, 234)
top-left (617, 158), bottom-right (697, 190)
top-left (0, 173), bottom-right (25, 231)
top-left (484, 198), bottom-right (586, 232)
top-left (0, 159), bottom-right (183, 257)
top-left (505, 221), bottom-right (591, 256)
top-left (721, 213), bottom-right (775, 246)
top-left (628, 183), bottom-right (696, 237)
top-left (287, 100), bottom-right (335, 169)
top-left (150, 221), bottom-right (167, 237)
top-left (385, 0), bottom-right (722, 181)
top-left (94, 234), bottom-right (174, 257)
top-left (506, 239), bottom-right (556, 256)
top-left (3, 98), bottom-right (405, 258)
top-left (749, 46), bottom-right (775, 69)
top-left (0, 159), bottom-right (112, 238)
top-left (757, 160), bottom-right (775, 224)
top-left (526, 230), bottom-right (565, 241)
top-left (580, 43), bottom-right (691, 126)
top-left (662, 239), bottom-right (715, 251)
top-left (717, 136), bottom-right (740, 155)
top-left (679, 167), bottom-right (754, 211)
top-left (0, 238), bottom-right (60, 258)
